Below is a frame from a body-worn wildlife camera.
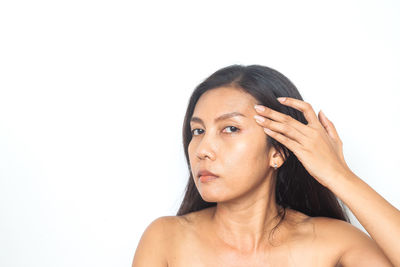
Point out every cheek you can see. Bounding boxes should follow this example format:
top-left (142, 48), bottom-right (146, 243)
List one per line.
top-left (188, 142), bottom-right (193, 157)
top-left (188, 140), bottom-right (197, 159)
top-left (187, 142), bottom-right (195, 170)
top-left (223, 136), bottom-right (267, 175)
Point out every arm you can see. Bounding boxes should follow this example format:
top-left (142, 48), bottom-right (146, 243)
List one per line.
top-left (252, 97), bottom-right (400, 266)
top-left (328, 171), bottom-right (400, 267)
top-left (315, 217), bottom-right (393, 267)
top-left (131, 217), bottom-right (169, 267)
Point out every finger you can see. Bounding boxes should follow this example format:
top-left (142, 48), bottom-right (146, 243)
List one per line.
top-left (254, 115), bottom-right (308, 145)
top-left (277, 97), bottom-right (319, 127)
top-left (318, 110), bottom-right (342, 144)
top-left (318, 110), bottom-right (346, 164)
top-left (254, 104), bottom-right (313, 136)
top-left (318, 109), bottom-right (330, 130)
top-left (263, 127), bottom-right (302, 153)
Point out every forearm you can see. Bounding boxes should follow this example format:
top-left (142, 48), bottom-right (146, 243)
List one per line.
top-left (328, 170), bottom-right (400, 266)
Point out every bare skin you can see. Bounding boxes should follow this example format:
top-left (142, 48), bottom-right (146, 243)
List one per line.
top-left (166, 207), bottom-right (343, 267)
top-left (132, 86), bottom-right (396, 266)
top-left (132, 205), bottom-right (391, 266)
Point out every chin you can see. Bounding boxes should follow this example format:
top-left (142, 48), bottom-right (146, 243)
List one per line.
top-left (198, 189), bottom-right (227, 203)
top-left (200, 195), bottom-right (222, 203)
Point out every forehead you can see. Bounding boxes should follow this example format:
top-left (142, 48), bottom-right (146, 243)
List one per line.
top-left (193, 87), bottom-right (256, 116)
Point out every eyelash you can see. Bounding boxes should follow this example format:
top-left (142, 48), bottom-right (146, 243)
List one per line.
top-left (191, 126), bottom-right (240, 136)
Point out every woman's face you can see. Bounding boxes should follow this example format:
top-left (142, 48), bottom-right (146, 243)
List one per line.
top-left (188, 87), bottom-right (276, 202)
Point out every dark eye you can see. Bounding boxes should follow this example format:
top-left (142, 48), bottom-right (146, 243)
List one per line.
top-left (223, 126), bottom-right (239, 133)
top-left (190, 126), bottom-right (239, 136)
top-left (191, 128), bottom-right (204, 136)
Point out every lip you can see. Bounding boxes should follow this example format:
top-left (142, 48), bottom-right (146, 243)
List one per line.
top-left (199, 175), bottom-right (219, 183)
top-left (197, 169), bottom-right (219, 183)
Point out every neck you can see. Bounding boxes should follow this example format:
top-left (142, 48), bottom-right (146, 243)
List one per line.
top-left (210, 174), bottom-right (283, 253)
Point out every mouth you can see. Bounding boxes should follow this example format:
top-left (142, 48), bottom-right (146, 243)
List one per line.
top-left (197, 169), bottom-right (219, 183)
top-left (199, 175), bottom-right (219, 183)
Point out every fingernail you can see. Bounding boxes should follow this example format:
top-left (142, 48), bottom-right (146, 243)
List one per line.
top-left (254, 115), bottom-right (265, 123)
top-left (277, 97), bottom-right (286, 102)
top-left (254, 105), bottom-right (265, 112)
top-left (264, 128), bottom-right (273, 134)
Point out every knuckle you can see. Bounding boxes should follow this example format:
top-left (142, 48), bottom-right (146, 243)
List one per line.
top-left (282, 124), bottom-right (290, 133)
top-left (264, 108), bottom-right (272, 116)
top-left (310, 129), bottom-right (319, 138)
top-left (283, 114), bottom-right (291, 122)
top-left (281, 135), bottom-right (290, 144)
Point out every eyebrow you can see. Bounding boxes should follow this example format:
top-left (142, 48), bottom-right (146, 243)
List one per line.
top-left (190, 112), bottom-right (247, 125)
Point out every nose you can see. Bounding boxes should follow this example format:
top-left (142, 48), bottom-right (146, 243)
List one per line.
top-left (195, 133), bottom-right (217, 161)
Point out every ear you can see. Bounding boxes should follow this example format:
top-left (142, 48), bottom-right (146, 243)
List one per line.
top-left (268, 145), bottom-right (286, 169)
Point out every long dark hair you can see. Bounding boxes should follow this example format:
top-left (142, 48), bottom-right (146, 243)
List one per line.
top-left (176, 64), bottom-right (350, 229)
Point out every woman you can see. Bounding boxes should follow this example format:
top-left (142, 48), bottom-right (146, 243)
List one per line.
top-left (132, 65), bottom-right (399, 266)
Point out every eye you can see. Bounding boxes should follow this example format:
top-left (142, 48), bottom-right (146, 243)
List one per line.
top-left (191, 128), bottom-right (204, 136)
top-left (190, 126), bottom-right (240, 136)
top-left (223, 126), bottom-right (239, 133)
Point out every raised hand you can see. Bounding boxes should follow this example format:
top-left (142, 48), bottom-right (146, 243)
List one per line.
top-left (253, 97), bottom-right (351, 187)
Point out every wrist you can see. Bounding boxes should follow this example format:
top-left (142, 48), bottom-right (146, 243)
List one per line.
top-left (324, 167), bottom-right (359, 192)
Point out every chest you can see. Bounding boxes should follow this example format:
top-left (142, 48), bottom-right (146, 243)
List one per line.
top-left (167, 230), bottom-right (341, 267)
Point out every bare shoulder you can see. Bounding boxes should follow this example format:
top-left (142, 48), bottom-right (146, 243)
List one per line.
top-left (132, 216), bottom-right (180, 267)
top-left (310, 217), bottom-right (393, 266)
top-left (134, 213), bottom-right (206, 265)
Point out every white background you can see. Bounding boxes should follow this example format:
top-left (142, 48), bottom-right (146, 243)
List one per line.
top-left (1, 0), bottom-right (399, 266)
